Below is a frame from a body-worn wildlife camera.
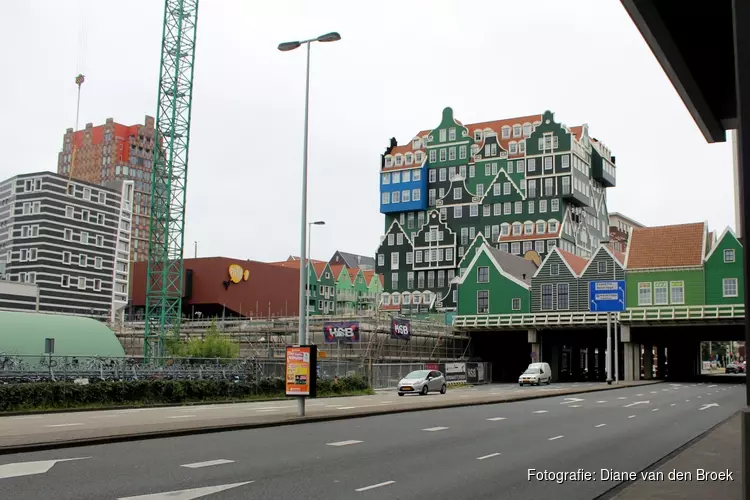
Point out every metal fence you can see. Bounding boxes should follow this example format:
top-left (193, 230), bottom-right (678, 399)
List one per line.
top-left (0, 355), bottom-right (490, 389)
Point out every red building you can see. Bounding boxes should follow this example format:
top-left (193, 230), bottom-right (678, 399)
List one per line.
top-left (58, 116), bottom-right (156, 262)
top-left (130, 257), bottom-right (301, 319)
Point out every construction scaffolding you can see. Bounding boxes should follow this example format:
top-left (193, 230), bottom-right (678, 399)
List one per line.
top-left (116, 311), bottom-right (471, 362)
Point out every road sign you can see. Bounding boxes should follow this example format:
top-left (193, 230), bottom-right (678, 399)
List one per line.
top-left (589, 280), bottom-right (626, 312)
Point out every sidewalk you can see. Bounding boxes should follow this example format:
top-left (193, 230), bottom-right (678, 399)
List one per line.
top-left (609, 411), bottom-right (744, 500)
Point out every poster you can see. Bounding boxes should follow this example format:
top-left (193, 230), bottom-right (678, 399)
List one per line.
top-left (285, 345), bottom-right (317, 397)
top-left (323, 321), bottom-right (360, 343)
top-left (391, 318), bottom-right (412, 340)
top-left (444, 362), bottom-right (467, 383)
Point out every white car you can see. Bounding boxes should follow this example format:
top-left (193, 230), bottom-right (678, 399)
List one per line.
top-left (519, 362), bottom-right (552, 386)
top-left (398, 370), bottom-right (447, 396)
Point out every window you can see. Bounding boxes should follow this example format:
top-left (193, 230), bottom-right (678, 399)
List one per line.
top-left (66, 206), bottom-right (74, 218)
top-left (598, 261), bottom-right (607, 274)
top-left (512, 223), bottom-right (522, 235)
top-left (64, 229), bottom-right (73, 241)
top-left (79, 254), bottom-right (87, 267)
top-left (61, 275), bottom-right (70, 288)
top-left (392, 172), bottom-right (401, 184)
top-left (470, 204), bottom-right (479, 217)
top-left (382, 192), bottom-right (390, 204)
top-left (513, 125), bottom-right (521, 137)
top-left (439, 168), bottom-right (447, 182)
top-left (454, 205), bottom-right (463, 218)
top-left (551, 199), bottom-right (560, 212)
top-left (509, 142), bottom-right (517, 154)
top-left (535, 240), bottom-right (544, 253)
top-left (448, 147), bottom-right (456, 160)
top-left (402, 190), bottom-right (410, 202)
top-left (541, 284), bottom-right (553, 310)
top-left (527, 158), bottom-right (536, 172)
top-left (477, 266), bottom-right (489, 283)
top-left (483, 205), bottom-right (491, 217)
top-left (412, 170), bottom-right (421, 182)
top-left (511, 242), bottom-right (520, 254)
top-left (524, 222), bottom-right (533, 234)
top-left (724, 249), bottom-right (736, 263)
top-left (418, 272), bottom-right (425, 288)
top-left (550, 263), bottom-right (559, 276)
top-left (476, 184), bottom-right (484, 196)
top-left (94, 279), bottom-right (102, 292)
top-left (544, 156), bottom-right (553, 171)
top-left (78, 276), bottom-right (86, 290)
top-left (428, 271), bottom-right (435, 288)
top-left (438, 270), bottom-right (445, 287)
top-left (378, 254), bottom-right (384, 266)
top-left (638, 282), bottom-right (652, 306)
top-left (402, 170), bottom-right (411, 182)
top-left (723, 278), bottom-right (739, 297)
top-left (561, 155), bottom-right (570, 168)
top-left (96, 235), bottom-right (104, 247)
top-left (654, 281), bottom-right (668, 305)
top-left (545, 177), bottom-right (554, 196)
top-left (459, 145), bottom-right (467, 159)
top-left (477, 290), bottom-right (489, 314)
top-left (512, 298), bottom-right (521, 310)
top-left (407, 272), bottom-right (414, 289)
top-left (670, 281), bottom-right (685, 304)
top-left (80, 231), bottom-right (88, 244)
top-left (446, 248), bottom-right (453, 261)
top-left (528, 180), bottom-right (537, 198)
top-left (391, 252), bottom-right (399, 270)
top-left (428, 189), bottom-right (436, 205)
top-left (503, 182), bottom-right (511, 195)
top-left (562, 176), bottom-right (571, 194)
top-left (392, 273), bottom-right (399, 289)
top-left (429, 150), bottom-right (437, 163)
top-left (454, 187), bottom-right (462, 200)
top-left (439, 149), bottom-right (447, 162)
top-left (388, 234), bottom-right (394, 245)
top-left (392, 191), bottom-right (400, 203)
top-left (539, 200), bottom-right (547, 213)
top-left (557, 283), bottom-right (569, 310)
top-left (536, 222), bottom-right (546, 234)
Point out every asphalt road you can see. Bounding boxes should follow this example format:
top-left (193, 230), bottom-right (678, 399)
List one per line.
top-left (0, 381), bottom-right (744, 499)
top-left (0, 381), bottom-right (625, 448)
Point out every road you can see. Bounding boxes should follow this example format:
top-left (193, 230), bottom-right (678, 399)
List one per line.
top-left (0, 381), bottom-right (744, 499)
top-left (0, 381), bottom-right (629, 448)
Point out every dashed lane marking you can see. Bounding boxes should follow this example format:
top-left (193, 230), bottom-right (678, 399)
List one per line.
top-left (652, 408), bottom-right (659, 412)
top-left (617, 397), bottom-right (627, 400)
top-left (355, 481), bottom-right (395, 492)
top-left (422, 427), bottom-right (449, 432)
top-left (532, 410), bottom-right (548, 414)
top-left (167, 415), bottom-right (195, 419)
top-left (487, 417), bottom-right (506, 421)
top-left (671, 404), bottom-right (676, 407)
top-left (327, 440), bottom-right (363, 447)
top-left (45, 423), bottom-right (84, 428)
top-left (548, 435), bottom-right (564, 441)
top-left (595, 424), bottom-right (606, 428)
top-left (181, 459), bottom-right (235, 469)
top-left (337, 407), bottom-right (358, 410)
top-left (628, 415), bottom-right (636, 419)
top-left (477, 453), bottom-right (501, 460)
top-left (596, 401), bottom-right (607, 404)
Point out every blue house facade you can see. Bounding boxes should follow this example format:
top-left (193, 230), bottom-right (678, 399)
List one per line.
top-left (380, 160), bottom-right (429, 214)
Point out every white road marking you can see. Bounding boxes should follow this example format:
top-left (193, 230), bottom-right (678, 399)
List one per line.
top-left (117, 481), bottom-right (253, 499)
top-left (628, 415), bottom-right (636, 419)
top-left (697, 396), bottom-right (702, 399)
top-left (487, 417), bottom-right (507, 421)
top-left (617, 397), bottom-right (627, 400)
top-left (671, 404), bottom-right (676, 407)
top-left (532, 410), bottom-right (548, 414)
top-left (422, 427), bottom-right (449, 432)
top-left (662, 389), bottom-right (669, 392)
top-left (167, 415), bottom-right (195, 419)
top-left (327, 440), bottom-right (363, 447)
top-left (491, 392), bottom-right (501, 395)
top-left (561, 398), bottom-right (585, 404)
top-left (45, 423), bottom-right (84, 428)
top-left (477, 453), bottom-right (501, 460)
top-left (650, 391), bottom-right (658, 394)
top-left (0, 457), bottom-right (90, 479)
top-left (548, 435), bottom-right (564, 441)
top-left (636, 394), bottom-right (644, 396)
top-left (181, 459), bottom-right (235, 469)
top-left (595, 424), bottom-right (607, 428)
top-left (623, 401), bottom-right (649, 408)
top-left (7, 415), bottom-right (42, 420)
top-left (569, 405), bottom-right (582, 408)
top-left (256, 409), bottom-right (278, 413)
top-left (337, 407), bottom-right (358, 410)
top-left (596, 401), bottom-right (607, 404)
top-left (708, 385), bottom-right (718, 388)
top-left (699, 403), bottom-right (720, 411)
top-left (686, 399), bottom-right (691, 402)
top-left (355, 481), bottom-right (395, 492)
top-left (652, 408), bottom-right (659, 412)
top-left (460, 395), bottom-right (471, 398)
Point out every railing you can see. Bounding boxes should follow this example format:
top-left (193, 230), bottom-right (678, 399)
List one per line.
top-left (619, 304), bottom-right (745, 322)
top-left (453, 312), bottom-right (611, 329)
top-left (453, 304), bottom-right (746, 329)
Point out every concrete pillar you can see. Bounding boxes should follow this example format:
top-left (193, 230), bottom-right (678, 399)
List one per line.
top-left (597, 347), bottom-right (606, 381)
top-left (623, 342), bottom-right (634, 381)
top-left (633, 343), bottom-right (641, 380)
top-left (657, 346), bottom-right (667, 379)
top-left (572, 346), bottom-right (581, 381)
top-left (642, 344), bottom-right (653, 380)
top-left (549, 345), bottom-right (559, 383)
top-left (527, 330), bottom-right (541, 363)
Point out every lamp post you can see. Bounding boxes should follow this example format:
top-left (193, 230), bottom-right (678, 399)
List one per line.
top-left (307, 220), bottom-right (326, 344)
top-left (278, 31), bottom-right (341, 418)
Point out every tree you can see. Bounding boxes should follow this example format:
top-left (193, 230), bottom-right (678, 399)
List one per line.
top-left (166, 320), bottom-right (240, 360)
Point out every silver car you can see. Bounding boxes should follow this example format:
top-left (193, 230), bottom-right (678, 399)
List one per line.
top-left (397, 369), bottom-right (447, 396)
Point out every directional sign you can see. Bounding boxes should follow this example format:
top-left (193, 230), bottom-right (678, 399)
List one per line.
top-left (589, 280), bottom-right (626, 312)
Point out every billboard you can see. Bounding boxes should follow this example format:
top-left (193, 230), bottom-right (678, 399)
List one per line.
top-left (391, 318), bottom-right (412, 340)
top-left (444, 362), bottom-right (467, 383)
top-left (466, 362), bottom-right (486, 384)
top-left (323, 321), bottom-right (360, 344)
top-left (285, 345), bottom-right (317, 397)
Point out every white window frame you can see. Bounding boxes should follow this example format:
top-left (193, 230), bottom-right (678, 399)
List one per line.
top-left (670, 281), bottom-right (685, 305)
top-left (638, 282), bottom-right (653, 306)
top-left (724, 249), bottom-right (736, 263)
top-left (654, 281), bottom-right (669, 305)
top-left (723, 278), bottom-right (739, 297)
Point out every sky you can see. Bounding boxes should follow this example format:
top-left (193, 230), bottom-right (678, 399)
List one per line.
top-left (0, 0), bottom-right (736, 263)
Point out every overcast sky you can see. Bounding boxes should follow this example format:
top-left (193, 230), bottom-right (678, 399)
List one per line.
top-left (1, 0), bottom-right (736, 263)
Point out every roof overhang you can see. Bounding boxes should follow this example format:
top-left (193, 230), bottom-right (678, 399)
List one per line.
top-left (620, 0), bottom-right (737, 143)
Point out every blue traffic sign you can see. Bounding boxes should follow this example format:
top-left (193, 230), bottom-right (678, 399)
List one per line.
top-left (589, 280), bottom-right (626, 312)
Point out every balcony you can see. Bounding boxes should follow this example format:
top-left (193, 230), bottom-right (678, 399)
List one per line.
top-left (592, 159), bottom-right (616, 187)
top-left (561, 187), bottom-right (590, 207)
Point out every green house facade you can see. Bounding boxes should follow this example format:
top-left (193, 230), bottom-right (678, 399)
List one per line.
top-left (704, 227), bottom-right (744, 305)
top-left (456, 243), bottom-right (537, 315)
top-left (530, 247), bottom-right (588, 313)
top-left (577, 245), bottom-right (626, 311)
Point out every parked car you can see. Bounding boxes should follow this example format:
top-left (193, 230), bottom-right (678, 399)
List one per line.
top-left (519, 362), bottom-right (552, 386)
top-left (397, 370), bottom-right (447, 396)
top-left (726, 362), bottom-right (745, 374)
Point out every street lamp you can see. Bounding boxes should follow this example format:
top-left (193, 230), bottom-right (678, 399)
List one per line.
top-left (278, 31), bottom-right (341, 418)
top-left (307, 220), bottom-right (326, 344)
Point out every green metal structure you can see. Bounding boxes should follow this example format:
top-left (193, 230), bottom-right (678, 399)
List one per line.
top-left (144, 0), bottom-right (200, 361)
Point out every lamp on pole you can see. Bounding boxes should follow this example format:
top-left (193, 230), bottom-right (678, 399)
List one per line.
top-left (306, 220), bottom-right (326, 344)
top-left (278, 31), bottom-right (341, 418)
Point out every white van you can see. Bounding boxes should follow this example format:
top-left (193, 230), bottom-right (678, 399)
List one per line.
top-left (519, 362), bottom-right (552, 386)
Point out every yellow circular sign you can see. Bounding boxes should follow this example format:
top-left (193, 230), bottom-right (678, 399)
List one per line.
top-left (228, 264), bottom-right (244, 284)
top-left (243, 269), bottom-right (250, 281)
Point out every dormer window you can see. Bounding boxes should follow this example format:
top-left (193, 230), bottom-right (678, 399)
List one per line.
top-left (413, 139), bottom-right (422, 149)
top-left (474, 130), bottom-right (483, 141)
top-left (509, 142), bottom-right (518, 154)
top-left (395, 155), bottom-right (403, 166)
top-left (523, 123), bottom-right (532, 137)
top-left (536, 222), bottom-right (546, 234)
top-left (405, 153), bottom-right (413, 165)
top-left (524, 222), bottom-right (534, 235)
top-left (385, 157), bottom-right (393, 168)
top-left (549, 221), bottom-right (559, 233)
top-left (513, 125), bottom-right (522, 137)
top-left (512, 223), bottom-right (522, 235)
top-left (415, 152), bottom-right (424, 163)
top-left (502, 127), bottom-right (511, 139)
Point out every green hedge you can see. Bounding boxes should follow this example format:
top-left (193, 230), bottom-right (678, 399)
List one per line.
top-left (0, 375), bottom-right (371, 413)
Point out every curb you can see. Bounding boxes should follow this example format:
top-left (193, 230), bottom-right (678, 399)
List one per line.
top-left (593, 410), bottom-right (741, 500)
top-left (0, 381), bottom-right (661, 456)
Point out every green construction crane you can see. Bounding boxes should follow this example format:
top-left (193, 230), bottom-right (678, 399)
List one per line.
top-left (144, 0), bottom-right (200, 361)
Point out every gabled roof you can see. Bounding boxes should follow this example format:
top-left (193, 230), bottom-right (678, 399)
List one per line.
top-left (533, 247), bottom-right (588, 278)
top-left (331, 251), bottom-right (376, 269)
top-left (625, 222), bottom-right (706, 269)
top-left (457, 243), bottom-right (537, 289)
top-left (329, 264), bottom-right (349, 281)
top-left (705, 226), bottom-right (741, 262)
top-left (579, 244), bottom-right (626, 276)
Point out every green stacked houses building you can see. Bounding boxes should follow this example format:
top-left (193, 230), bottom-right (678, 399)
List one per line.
top-left (375, 107), bottom-right (617, 313)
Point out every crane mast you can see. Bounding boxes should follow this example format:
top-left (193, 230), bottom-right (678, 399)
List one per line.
top-left (144, 0), bottom-right (200, 361)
